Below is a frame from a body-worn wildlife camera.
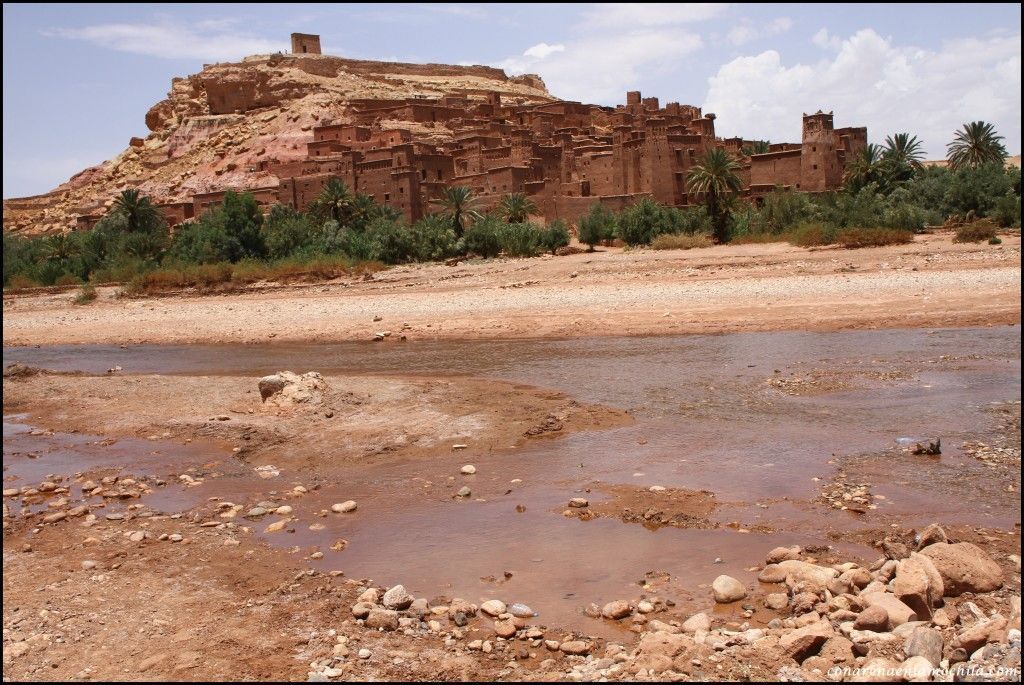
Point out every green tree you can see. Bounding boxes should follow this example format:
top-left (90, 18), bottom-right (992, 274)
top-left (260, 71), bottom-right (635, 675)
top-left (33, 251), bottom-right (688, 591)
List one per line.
top-left (498, 193), bottom-right (538, 223)
top-left (577, 203), bottom-right (617, 251)
top-left (947, 121), bottom-right (1008, 170)
top-left (309, 178), bottom-right (355, 226)
top-left (432, 186), bottom-right (482, 238)
top-left (539, 219), bottom-right (570, 255)
top-left (843, 144), bottom-right (885, 193)
top-left (112, 189), bottom-right (163, 234)
top-left (742, 140), bottom-right (771, 156)
top-left (882, 133), bottom-right (925, 170)
top-left (686, 148), bottom-right (743, 243)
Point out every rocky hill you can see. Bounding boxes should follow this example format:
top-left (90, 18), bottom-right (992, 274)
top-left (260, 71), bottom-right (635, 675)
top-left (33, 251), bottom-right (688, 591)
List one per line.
top-left (3, 53), bottom-right (553, 235)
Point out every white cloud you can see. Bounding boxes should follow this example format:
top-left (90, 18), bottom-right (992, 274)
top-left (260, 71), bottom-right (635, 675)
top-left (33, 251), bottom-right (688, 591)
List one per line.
top-left (44, 19), bottom-right (287, 61)
top-left (811, 28), bottom-right (841, 51)
top-left (523, 42), bottom-right (566, 60)
top-left (580, 3), bottom-right (729, 29)
top-left (727, 16), bottom-right (792, 46)
top-left (703, 29), bottom-right (1022, 157)
top-left (497, 30), bottom-right (703, 103)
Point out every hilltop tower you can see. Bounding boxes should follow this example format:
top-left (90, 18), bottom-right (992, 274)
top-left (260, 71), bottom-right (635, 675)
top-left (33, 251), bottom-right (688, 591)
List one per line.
top-left (800, 111), bottom-right (840, 192)
top-left (291, 33), bottom-right (322, 55)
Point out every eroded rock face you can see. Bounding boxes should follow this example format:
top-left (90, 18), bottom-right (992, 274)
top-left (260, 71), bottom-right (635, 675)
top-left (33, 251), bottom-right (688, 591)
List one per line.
top-left (257, 371), bottom-right (326, 406)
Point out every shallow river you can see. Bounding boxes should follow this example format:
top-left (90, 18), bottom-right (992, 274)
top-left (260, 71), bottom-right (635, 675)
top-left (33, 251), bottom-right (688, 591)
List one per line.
top-left (4, 326), bottom-right (1020, 634)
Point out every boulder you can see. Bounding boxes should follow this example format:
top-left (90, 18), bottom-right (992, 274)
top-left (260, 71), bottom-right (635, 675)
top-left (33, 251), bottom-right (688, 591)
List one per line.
top-left (258, 371), bottom-right (327, 406)
top-left (860, 592), bottom-right (917, 627)
top-left (776, 560), bottom-right (839, 593)
top-left (853, 605), bottom-right (891, 632)
top-left (382, 584), bottom-right (413, 610)
top-left (365, 608), bottom-right (399, 631)
top-left (779, 619), bottom-right (833, 661)
top-left (951, 615), bottom-right (1007, 653)
top-left (480, 599), bottom-right (506, 617)
top-left (858, 657), bottom-right (902, 682)
top-left (766, 546), bottom-right (802, 564)
top-left (904, 626), bottom-right (943, 666)
top-left (919, 542), bottom-right (1003, 595)
top-left (601, 600), bottom-right (632, 620)
top-left (915, 523), bottom-right (948, 550)
top-left (900, 655), bottom-right (934, 682)
top-left (765, 593), bottom-right (790, 611)
top-left (712, 575), bottom-right (747, 603)
top-left (682, 612), bottom-right (711, 634)
top-left (893, 553), bottom-right (944, 619)
top-left (818, 635), bottom-right (855, 665)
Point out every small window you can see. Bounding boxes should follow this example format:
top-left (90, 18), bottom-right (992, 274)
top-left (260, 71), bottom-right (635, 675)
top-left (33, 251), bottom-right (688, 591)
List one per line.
top-left (384, 193), bottom-right (390, 201)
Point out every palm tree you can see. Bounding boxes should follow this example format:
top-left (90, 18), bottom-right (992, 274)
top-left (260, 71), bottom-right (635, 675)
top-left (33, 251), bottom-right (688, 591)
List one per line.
top-left (432, 186), bottom-right (482, 237)
top-left (843, 144), bottom-right (884, 191)
top-left (42, 232), bottom-right (80, 264)
top-left (687, 148), bottom-right (742, 243)
top-left (742, 140), bottom-right (771, 156)
top-left (498, 193), bottom-right (538, 223)
top-left (113, 189), bottom-right (161, 233)
top-left (947, 121), bottom-right (1008, 170)
top-left (309, 178), bottom-right (355, 225)
top-left (883, 133), bottom-right (925, 170)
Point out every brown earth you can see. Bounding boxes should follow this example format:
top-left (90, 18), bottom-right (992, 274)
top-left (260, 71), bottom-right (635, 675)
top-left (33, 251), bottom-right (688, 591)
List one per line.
top-left (3, 231), bottom-right (1020, 347)
top-left (1, 371), bottom-right (631, 469)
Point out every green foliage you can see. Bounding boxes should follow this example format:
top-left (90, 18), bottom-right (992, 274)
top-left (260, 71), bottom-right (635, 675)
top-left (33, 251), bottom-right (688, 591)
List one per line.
top-left (463, 215), bottom-right (503, 258)
top-left (578, 203), bottom-right (617, 250)
top-left (364, 217), bottom-right (417, 264)
top-left (539, 219), bottom-right (570, 255)
top-left (947, 121), bottom-right (1008, 170)
top-left (686, 148), bottom-right (743, 243)
top-left (432, 186), bottom-right (482, 237)
top-left (834, 228), bottom-right (914, 248)
top-left (990, 193), bottom-right (1021, 228)
top-left (617, 197), bottom-right (672, 246)
top-left (498, 193), bottom-right (538, 223)
top-left (953, 220), bottom-right (999, 243)
top-left (262, 205), bottom-right (312, 259)
top-left (786, 222), bottom-right (836, 247)
top-left (650, 234), bottom-right (713, 250)
top-left (499, 222), bottom-right (541, 257)
top-left (412, 214), bottom-right (462, 261)
top-left (73, 283), bottom-right (98, 305)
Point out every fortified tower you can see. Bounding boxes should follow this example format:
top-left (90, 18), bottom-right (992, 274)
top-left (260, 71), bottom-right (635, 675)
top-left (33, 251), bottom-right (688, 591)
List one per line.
top-left (291, 33), bottom-right (322, 55)
top-left (800, 111), bottom-right (840, 192)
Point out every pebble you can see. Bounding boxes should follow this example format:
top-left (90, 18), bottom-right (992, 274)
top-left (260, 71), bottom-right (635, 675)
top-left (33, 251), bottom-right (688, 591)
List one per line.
top-left (358, 649), bottom-right (371, 659)
top-left (457, 486), bottom-right (472, 498)
top-left (508, 603), bottom-right (536, 618)
top-left (568, 497), bottom-right (589, 508)
top-left (331, 501), bottom-right (357, 513)
top-left (81, 560), bottom-right (97, 570)
top-left (481, 599), bottom-right (507, 617)
top-left (275, 505), bottom-right (293, 515)
top-left (460, 465), bottom-right (476, 475)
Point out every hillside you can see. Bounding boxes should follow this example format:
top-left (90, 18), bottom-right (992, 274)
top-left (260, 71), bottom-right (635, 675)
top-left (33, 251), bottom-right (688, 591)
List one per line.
top-left (3, 53), bottom-right (553, 235)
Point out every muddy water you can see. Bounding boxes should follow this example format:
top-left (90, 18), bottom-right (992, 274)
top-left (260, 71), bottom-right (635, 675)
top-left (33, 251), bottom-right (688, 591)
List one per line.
top-left (4, 326), bottom-right (1020, 634)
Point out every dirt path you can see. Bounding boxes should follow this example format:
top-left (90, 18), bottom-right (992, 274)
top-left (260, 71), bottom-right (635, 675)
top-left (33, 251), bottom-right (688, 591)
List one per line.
top-left (3, 232), bottom-right (1020, 347)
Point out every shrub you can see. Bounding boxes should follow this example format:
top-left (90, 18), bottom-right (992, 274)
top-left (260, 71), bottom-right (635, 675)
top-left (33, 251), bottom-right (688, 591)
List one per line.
top-left (364, 218), bottom-right (416, 264)
top-left (578, 203), bottom-right (617, 250)
top-left (953, 219), bottom-right (999, 243)
top-left (990, 193), bottom-right (1021, 227)
top-left (5, 274), bottom-right (38, 290)
top-left (539, 220), bottom-right (571, 255)
top-left (617, 198), bottom-right (670, 246)
top-left (463, 216), bottom-right (502, 258)
top-left (989, 236), bottom-right (1002, 245)
top-left (650, 234), bottom-right (714, 250)
top-left (786, 222), bottom-right (836, 247)
top-left (54, 273), bottom-right (83, 286)
top-left (412, 215), bottom-right (461, 261)
top-left (834, 228), bottom-right (914, 248)
top-left (499, 222), bottom-right (541, 257)
top-left (883, 203), bottom-right (928, 233)
top-left (73, 284), bottom-right (98, 305)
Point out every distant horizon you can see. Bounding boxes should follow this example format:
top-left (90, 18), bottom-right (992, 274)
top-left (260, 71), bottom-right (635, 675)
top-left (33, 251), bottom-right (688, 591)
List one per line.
top-left (3, 3), bottom-right (1020, 198)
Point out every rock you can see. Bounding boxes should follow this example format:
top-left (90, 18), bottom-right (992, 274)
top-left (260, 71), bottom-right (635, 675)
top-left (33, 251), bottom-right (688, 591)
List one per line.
top-left (358, 648), bottom-right (371, 659)
top-left (257, 371), bottom-right (326, 405)
top-left (264, 519), bottom-right (289, 533)
top-left (81, 560), bottom-right (97, 570)
top-left (818, 635), bottom-right (855, 665)
top-left (382, 584), bottom-right (413, 610)
top-left (920, 542), bottom-right (1003, 595)
top-left (602, 601), bottom-right (632, 620)
top-left (568, 497), bottom-right (589, 508)
top-left (275, 505), bottom-right (293, 515)
top-left (247, 507), bottom-right (267, 517)
top-left (894, 553), bottom-right (944, 619)
top-left (915, 523), bottom-right (948, 550)
top-left (861, 592), bottom-right (917, 628)
top-left (765, 593), bottom-right (790, 610)
top-left (494, 619), bottom-right (517, 638)
top-left (456, 486), bottom-right (471, 498)
top-left (952, 615), bottom-right (1008, 653)
top-left (758, 564), bottom-right (788, 583)
top-left (42, 511), bottom-right (66, 524)
top-left (839, 567), bottom-right (872, 590)
top-left (859, 656), bottom-right (902, 682)
top-left (351, 602), bottom-right (374, 619)
top-left (508, 603), bottom-right (535, 618)
top-left (330, 501), bottom-right (357, 513)
top-left (481, 600), bottom-right (507, 617)
top-left (854, 605), bottom-right (891, 632)
top-left (682, 612), bottom-right (711, 633)
top-left (775, 559), bottom-right (839, 592)
top-left (712, 575), bottom-right (746, 603)
top-left (559, 640), bottom-right (590, 655)
top-left (365, 608), bottom-right (399, 631)
top-left (460, 465), bottom-right (476, 475)
top-left (767, 545), bottom-right (802, 564)
top-left (904, 626), bottom-right (943, 666)
top-left (900, 655), bottom-right (933, 681)
top-left (358, 588), bottom-right (381, 604)
top-left (779, 619), bottom-right (833, 661)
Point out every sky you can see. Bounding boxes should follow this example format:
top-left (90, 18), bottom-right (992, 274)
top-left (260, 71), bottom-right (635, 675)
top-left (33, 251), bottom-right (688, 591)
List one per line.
top-left (3, 3), bottom-right (1021, 198)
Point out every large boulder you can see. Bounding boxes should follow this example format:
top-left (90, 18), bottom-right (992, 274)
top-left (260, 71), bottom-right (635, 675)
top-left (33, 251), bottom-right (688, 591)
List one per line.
top-left (257, 371), bottom-right (327, 406)
top-left (893, 553), bottom-right (944, 619)
top-left (860, 592), bottom-right (917, 627)
top-left (919, 542), bottom-right (1003, 596)
top-left (779, 619), bottom-right (833, 662)
top-left (712, 575), bottom-right (747, 603)
top-left (776, 560), bottom-right (839, 593)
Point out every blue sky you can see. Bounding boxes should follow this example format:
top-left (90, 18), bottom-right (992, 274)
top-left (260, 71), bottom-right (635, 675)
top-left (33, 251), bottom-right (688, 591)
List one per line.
top-left (3, 3), bottom-right (1021, 198)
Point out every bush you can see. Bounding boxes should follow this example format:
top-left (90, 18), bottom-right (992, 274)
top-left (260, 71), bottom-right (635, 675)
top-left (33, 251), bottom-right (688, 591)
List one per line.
top-left (499, 222), bottom-right (541, 257)
top-left (990, 193), bottom-right (1021, 227)
top-left (578, 203), bottom-right (617, 250)
top-left (54, 273), bottom-right (83, 286)
top-left (412, 215), bottom-right (462, 261)
top-left (786, 222), bottom-right (837, 247)
top-left (463, 216), bottom-right (502, 258)
top-left (989, 236), bottom-right (1002, 245)
top-left (5, 274), bottom-right (39, 290)
top-left (73, 284), bottom-right (98, 305)
top-left (953, 219), bottom-right (999, 243)
top-left (650, 234), bottom-right (713, 250)
top-left (834, 228), bottom-right (914, 248)
top-left (539, 220), bottom-right (571, 255)
top-left (364, 218), bottom-right (416, 264)
top-left (883, 203), bottom-right (928, 233)
top-left (617, 198), bottom-right (670, 246)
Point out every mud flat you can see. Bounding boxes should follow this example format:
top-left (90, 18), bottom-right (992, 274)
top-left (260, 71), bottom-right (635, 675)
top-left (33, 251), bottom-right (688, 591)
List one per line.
top-left (3, 326), bottom-right (1021, 681)
top-left (2, 233), bottom-right (1020, 347)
